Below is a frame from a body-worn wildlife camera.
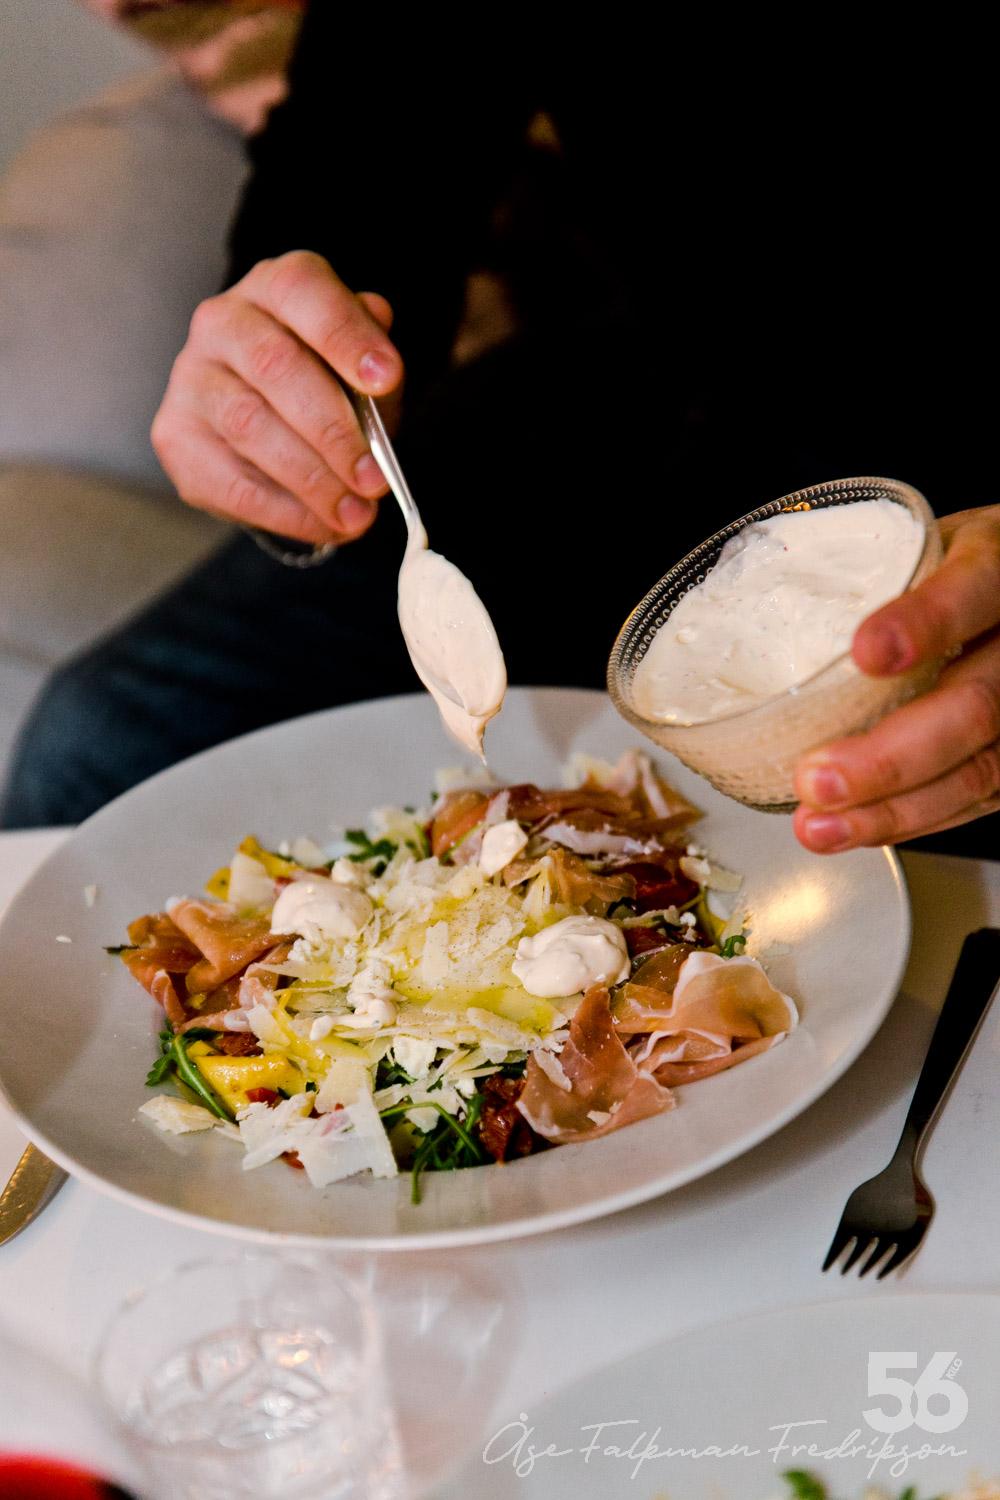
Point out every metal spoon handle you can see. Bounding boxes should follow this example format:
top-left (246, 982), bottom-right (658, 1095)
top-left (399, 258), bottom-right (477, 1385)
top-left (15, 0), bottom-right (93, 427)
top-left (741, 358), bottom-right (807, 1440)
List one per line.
top-left (355, 396), bottom-right (427, 549)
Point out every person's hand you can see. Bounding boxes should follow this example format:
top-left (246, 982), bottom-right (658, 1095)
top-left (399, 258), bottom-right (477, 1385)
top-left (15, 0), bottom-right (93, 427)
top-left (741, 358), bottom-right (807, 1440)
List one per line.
top-left (793, 505), bottom-right (1000, 851)
top-left (151, 251), bottom-right (403, 545)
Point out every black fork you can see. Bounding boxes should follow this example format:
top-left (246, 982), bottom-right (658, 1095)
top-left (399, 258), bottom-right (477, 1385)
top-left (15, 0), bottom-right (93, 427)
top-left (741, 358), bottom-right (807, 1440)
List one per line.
top-left (823, 927), bottom-right (1000, 1279)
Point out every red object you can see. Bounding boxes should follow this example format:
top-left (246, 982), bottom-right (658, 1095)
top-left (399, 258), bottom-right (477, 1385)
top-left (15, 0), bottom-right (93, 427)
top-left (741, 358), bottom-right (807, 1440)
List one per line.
top-left (0, 1455), bottom-right (134, 1499)
top-left (212, 1032), bottom-right (263, 1057)
top-left (612, 861), bottom-right (697, 913)
top-left (624, 924), bottom-right (669, 958)
top-left (245, 1087), bottom-right (281, 1105)
top-left (282, 1150), bottom-right (305, 1169)
top-left (478, 1076), bottom-right (540, 1163)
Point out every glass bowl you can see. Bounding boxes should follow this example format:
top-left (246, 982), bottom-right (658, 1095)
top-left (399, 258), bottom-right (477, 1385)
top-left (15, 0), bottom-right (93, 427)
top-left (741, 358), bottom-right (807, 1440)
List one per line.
top-left (607, 477), bottom-right (943, 811)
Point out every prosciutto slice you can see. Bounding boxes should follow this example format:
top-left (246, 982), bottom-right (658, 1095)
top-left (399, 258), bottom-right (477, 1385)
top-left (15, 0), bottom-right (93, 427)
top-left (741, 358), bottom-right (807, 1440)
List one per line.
top-left (429, 789), bottom-right (490, 858)
top-left (540, 810), bottom-right (660, 859)
top-left (121, 913), bottom-right (201, 998)
top-left (167, 900), bottom-right (275, 994)
top-left (651, 952), bottom-right (798, 1044)
top-left (598, 749), bottom-right (702, 826)
top-left (619, 949), bottom-right (797, 1086)
top-left (647, 1033), bottom-right (784, 1085)
top-left (517, 986), bottom-right (675, 1144)
top-left (612, 945), bottom-right (691, 1033)
top-left (504, 784), bottom-right (634, 824)
top-left (543, 848), bottom-right (636, 914)
top-left (148, 968), bottom-right (193, 1030)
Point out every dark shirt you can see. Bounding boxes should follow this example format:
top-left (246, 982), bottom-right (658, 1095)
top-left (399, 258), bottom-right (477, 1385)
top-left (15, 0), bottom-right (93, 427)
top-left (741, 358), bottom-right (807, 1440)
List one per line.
top-left (228, 10), bottom-right (998, 498)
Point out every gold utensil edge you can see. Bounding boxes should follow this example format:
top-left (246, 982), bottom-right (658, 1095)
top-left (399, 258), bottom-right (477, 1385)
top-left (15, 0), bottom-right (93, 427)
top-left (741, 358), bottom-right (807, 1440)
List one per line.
top-left (0, 1143), bottom-right (68, 1246)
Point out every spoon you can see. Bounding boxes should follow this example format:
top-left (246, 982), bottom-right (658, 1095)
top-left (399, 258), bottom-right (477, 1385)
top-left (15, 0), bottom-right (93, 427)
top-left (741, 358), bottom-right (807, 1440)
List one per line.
top-left (356, 396), bottom-right (506, 760)
top-left (356, 395), bottom-right (427, 552)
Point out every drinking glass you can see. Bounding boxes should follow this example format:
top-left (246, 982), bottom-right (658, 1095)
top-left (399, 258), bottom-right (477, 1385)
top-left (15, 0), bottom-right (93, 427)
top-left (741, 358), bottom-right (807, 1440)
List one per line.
top-left (95, 1252), bottom-right (405, 1500)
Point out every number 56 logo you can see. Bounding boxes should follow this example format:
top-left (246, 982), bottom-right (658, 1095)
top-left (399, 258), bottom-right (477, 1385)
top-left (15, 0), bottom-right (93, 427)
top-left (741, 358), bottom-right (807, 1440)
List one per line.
top-left (864, 1352), bottom-right (968, 1434)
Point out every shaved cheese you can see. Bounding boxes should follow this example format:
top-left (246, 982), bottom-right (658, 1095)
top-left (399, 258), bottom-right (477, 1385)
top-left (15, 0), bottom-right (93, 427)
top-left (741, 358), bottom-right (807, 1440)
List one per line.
top-left (533, 1049), bottom-right (572, 1092)
top-left (139, 1096), bottom-right (222, 1134)
top-left (329, 857), bottom-right (372, 889)
top-left (480, 820), bottom-right (529, 877)
top-left (679, 855), bottom-right (742, 892)
top-left (315, 1056), bottom-right (370, 1111)
top-left (236, 1088), bottom-right (397, 1184)
top-left (290, 836), bottom-right (326, 866)
top-left (227, 851), bottom-right (274, 910)
top-left (392, 1035), bottom-right (438, 1079)
top-left (561, 752), bottom-right (618, 788)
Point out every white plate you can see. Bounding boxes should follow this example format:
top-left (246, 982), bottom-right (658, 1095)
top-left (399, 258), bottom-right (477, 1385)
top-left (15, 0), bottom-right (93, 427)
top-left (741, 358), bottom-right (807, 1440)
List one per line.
top-left (435, 1292), bottom-right (1000, 1497)
top-left (0, 689), bottom-right (909, 1249)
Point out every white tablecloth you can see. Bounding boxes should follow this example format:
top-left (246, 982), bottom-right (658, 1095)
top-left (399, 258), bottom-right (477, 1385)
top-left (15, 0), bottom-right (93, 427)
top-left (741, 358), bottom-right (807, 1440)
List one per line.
top-left (1, 830), bottom-right (999, 1493)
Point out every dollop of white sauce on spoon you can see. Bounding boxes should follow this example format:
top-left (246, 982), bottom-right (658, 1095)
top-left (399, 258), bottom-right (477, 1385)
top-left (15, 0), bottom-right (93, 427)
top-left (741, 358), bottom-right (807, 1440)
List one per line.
top-left (397, 542), bottom-right (507, 759)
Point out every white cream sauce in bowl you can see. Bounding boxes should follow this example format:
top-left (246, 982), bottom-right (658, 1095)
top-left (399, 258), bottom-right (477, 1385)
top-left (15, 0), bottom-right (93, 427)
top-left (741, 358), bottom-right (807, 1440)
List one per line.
top-left (609, 478), bottom-right (942, 810)
top-left (633, 498), bottom-right (925, 726)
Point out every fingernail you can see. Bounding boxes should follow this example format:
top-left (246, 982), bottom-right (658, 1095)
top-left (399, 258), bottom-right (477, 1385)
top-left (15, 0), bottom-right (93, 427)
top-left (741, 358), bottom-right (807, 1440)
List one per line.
top-left (336, 494), bottom-right (375, 534)
top-left (801, 813), bottom-right (853, 851)
top-left (801, 764), bottom-right (849, 807)
top-left (358, 351), bottom-right (393, 390)
top-left (353, 452), bottom-right (384, 492)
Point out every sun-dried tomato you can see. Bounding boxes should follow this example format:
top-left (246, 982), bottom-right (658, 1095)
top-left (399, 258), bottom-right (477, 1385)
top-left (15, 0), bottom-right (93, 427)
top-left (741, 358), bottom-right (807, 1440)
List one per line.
top-left (245, 1087), bottom-right (281, 1106)
top-left (624, 924), bottom-right (670, 958)
top-left (213, 1033), bottom-right (263, 1057)
top-left (612, 860), bottom-right (697, 913)
top-left (477, 1076), bottom-right (543, 1163)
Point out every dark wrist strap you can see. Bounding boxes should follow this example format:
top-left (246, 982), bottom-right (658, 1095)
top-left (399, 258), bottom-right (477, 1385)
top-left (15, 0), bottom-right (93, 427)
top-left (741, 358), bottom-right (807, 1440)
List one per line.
top-left (244, 526), bottom-right (338, 569)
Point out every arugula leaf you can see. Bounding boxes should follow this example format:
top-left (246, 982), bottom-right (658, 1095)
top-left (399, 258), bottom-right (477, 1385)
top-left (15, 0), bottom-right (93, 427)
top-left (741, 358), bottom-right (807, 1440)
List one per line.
top-left (143, 1026), bottom-right (234, 1121)
top-left (379, 1098), bottom-right (488, 1204)
top-left (720, 932), bottom-right (748, 958)
top-left (782, 1474), bottom-right (826, 1500)
top-left (171, 1034), bottom-right (234, 1121)
top-left (375, 1057), bottom-right (415, 1090)
top-left (145, 1053), bottom-right (175, 1087)
top-left (346, 828), bottom-right (395, 864)
top-left (145, 1026), bottom-right (177, 1088)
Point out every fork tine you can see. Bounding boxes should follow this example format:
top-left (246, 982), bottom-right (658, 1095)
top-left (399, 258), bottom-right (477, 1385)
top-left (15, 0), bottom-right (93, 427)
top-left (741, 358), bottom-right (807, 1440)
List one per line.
top-left (857, 1239), bottom-right (894, 1279)
top-left (822, 1221), bottom-right (855, 1272)
top-left (876, 1230), bottom-right (925, 1280)
top-left (840, 1234), bottom-right (878, 1274)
